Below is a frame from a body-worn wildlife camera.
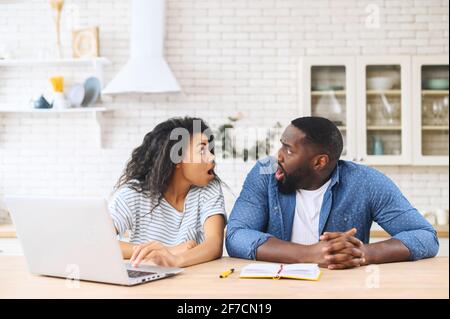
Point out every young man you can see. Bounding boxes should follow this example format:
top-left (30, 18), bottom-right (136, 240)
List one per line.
top-left (226, 117), bottom-right (438, 269)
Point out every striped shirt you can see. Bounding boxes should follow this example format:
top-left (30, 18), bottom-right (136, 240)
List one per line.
top-left (108, 179), bottom-right (226, 246)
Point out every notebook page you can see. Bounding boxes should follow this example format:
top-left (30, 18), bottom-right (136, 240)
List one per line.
top-left (282, 264), bottom-right (320, 279)
top-left (240, 263), bottom-right (281, 277)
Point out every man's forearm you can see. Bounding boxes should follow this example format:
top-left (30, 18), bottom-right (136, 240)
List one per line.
top-left (363, 238), bottom-right (411, 265)
top-left (256, 237), bottom-right (313, 264)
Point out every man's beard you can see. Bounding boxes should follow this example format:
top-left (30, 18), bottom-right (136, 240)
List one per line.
top-left (277, 163), bottom-right (301, 194)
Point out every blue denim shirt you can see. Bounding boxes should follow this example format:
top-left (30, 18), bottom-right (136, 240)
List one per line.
top-left (225, 157), bottom-right (439, 261)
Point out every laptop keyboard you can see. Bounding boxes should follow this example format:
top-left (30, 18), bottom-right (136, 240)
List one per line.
top-left (127, 270), bottom-right (157, 278)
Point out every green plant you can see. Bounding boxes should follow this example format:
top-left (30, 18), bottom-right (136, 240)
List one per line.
top-left (215, 116), bottom-right (282, 162)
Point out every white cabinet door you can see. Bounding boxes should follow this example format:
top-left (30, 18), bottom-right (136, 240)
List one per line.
top-left (412, 56), bottom-right (449, 166)
top-left (356, 56), bottom-right (412, 165)
top-left (299, 57), bottom-right (357, 161)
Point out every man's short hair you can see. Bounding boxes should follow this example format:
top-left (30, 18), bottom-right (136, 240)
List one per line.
top-left (290, 116), bottom-right (343, 161)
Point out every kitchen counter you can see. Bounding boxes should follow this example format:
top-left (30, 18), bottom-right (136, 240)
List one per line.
top-left (0, 256), bottom-right (447, 298)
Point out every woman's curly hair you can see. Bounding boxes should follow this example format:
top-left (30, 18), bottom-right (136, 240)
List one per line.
top-left (114, 117), bottom-right (218, 204)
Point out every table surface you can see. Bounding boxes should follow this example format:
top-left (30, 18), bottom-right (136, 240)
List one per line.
top-left (2, 224), bottom-right (449, 238)
top-left (0, 256), bottom-right (448, 299)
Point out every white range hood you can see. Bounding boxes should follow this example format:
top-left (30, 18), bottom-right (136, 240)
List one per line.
top-left (103, 0), bottom-right (180, 94)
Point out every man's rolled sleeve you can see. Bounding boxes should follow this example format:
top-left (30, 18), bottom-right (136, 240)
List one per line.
top-left (393, 228), bottom-right (439, 261)
top-left (369, 169), bottom-right (439, 261)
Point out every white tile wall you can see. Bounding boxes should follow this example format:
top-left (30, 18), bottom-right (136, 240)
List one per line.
top-left (0, 0), bottom-right (449, 218)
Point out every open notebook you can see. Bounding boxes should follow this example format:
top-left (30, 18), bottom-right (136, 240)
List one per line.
top-left (239, 263), bottom-right (321, 281)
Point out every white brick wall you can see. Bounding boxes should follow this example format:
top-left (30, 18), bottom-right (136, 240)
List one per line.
top-left (0, 0), bottom-right (449, 218)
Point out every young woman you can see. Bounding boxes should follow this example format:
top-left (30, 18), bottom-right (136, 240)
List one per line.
top-left (109, 117), bottom-right (226, 268)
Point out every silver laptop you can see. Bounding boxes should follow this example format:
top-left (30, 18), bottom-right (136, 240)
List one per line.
top-left (5, 196), bottom-right (183, 286)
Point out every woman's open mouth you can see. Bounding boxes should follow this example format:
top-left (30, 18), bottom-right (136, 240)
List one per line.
top-left (207, 168), bottom-right (215, 176)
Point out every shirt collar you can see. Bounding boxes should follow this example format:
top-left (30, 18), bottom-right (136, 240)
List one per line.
top-left (329, 161), bottom-right (341, 188)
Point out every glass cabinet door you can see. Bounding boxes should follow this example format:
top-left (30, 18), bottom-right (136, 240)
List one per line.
top-left (365, 65), bottom-right (402, 156)
top-left (420, 65), bottom-right (449, 157)
top-left (357, 57), bottom-right (411, 165)
top-left (310, 66), bottom-right (348, 156)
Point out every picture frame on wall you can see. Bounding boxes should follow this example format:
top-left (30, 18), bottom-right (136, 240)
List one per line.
top-left (72, 26), bottom-right (100, 58)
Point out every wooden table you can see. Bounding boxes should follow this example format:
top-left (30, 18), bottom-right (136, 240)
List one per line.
top-left (0, 256), bottom-right (448, 299)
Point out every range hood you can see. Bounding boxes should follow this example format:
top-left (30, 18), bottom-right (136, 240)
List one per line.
top-left (103, 0), bottom-right (180, 94)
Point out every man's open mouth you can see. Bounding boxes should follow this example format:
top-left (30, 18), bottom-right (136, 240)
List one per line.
top-left (275, 164), bottom-right (286, 181)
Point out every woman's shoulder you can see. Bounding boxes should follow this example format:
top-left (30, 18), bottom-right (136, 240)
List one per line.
top-left (113, 183), bottom-right (141, 197)
top-left (111, 181), bottom-right (153, 206)
top-left (192, 178), bottom-right (224, 201)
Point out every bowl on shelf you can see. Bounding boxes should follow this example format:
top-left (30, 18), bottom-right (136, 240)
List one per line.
top-left (68, 84), bottom-right (85, 108)
top-left (81, 77), bottom-right (101, 107)
top-left (31, 95), bottom-right (53, 109)
top-left (424, 79), bottom-right (449, 90)
top-left (367, 77), bottom-right (395, 90)
top-left (312, 84), bottom-right (344, 91)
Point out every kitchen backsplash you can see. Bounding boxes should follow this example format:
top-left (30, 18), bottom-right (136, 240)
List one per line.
top-left (0, 0), bottom-right (448, 218)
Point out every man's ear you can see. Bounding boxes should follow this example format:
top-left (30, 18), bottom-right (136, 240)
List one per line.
top-left (313, 154), bottom-right (329, 170)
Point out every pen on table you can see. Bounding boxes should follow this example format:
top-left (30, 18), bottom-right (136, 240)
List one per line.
top-left (219, 268), bottom-right (235, 278)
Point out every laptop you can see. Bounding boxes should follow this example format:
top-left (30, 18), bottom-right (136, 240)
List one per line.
top-left (5, 196), bottom-right (184, 286)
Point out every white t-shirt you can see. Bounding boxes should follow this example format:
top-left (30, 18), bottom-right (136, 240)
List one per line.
top-left (290, 179), bottom-right (332, 245)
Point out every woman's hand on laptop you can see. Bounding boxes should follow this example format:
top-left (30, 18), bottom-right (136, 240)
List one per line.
top-left (130, 240), bottom-right (196, 268)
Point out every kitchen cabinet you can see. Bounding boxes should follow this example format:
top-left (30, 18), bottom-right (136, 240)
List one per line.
top-left (299, 55), bottom-right (449, 166)
top-left (412, 56), bottom-right (449, 165)
top-left (299, 57), bottom-right (356, 161)
top-left (356, 56), bottom-right (412, 165)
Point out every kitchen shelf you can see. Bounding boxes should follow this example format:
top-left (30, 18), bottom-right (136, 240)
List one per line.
top-left (0, 107), bottom-right (107, 113)
top-left (0, 57), bottom-right (112, 148)
top-left (366, 90), bottom-right (401, 96)
top-left (422, 126), bottom-right (449, 131)
top-left (367, 125), bottom-right (402, 130)
top-left (421, 90), bottom-right (449, 96)
top-left (0, 57), bottom-right (111, 91)
top-left (0, 57), bottom-right (111, 67)
top-left (311, 90), bottom-right (346, 96)
top-left (0, 107), bottom-right (112, 148)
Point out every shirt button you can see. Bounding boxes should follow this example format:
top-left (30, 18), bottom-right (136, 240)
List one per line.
top-left (344, 218), bottom-right (348, 222)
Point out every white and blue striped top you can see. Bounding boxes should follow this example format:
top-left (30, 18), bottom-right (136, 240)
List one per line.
top-left (108, 179), bottom-right (226, 246)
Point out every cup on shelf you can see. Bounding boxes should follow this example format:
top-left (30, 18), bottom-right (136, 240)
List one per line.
top-left (372, 136), bottom-right (384, 155)
top-left (52, 92), bottom-right (71, 109)
top-left (380, 94), bottom-right (400, 125)
top-left (422, 100), bottom-right (434, 126)
top-left (431, 100), bottom-right (444, 125)
top-left (442, 96), bottom-right (449, 126)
